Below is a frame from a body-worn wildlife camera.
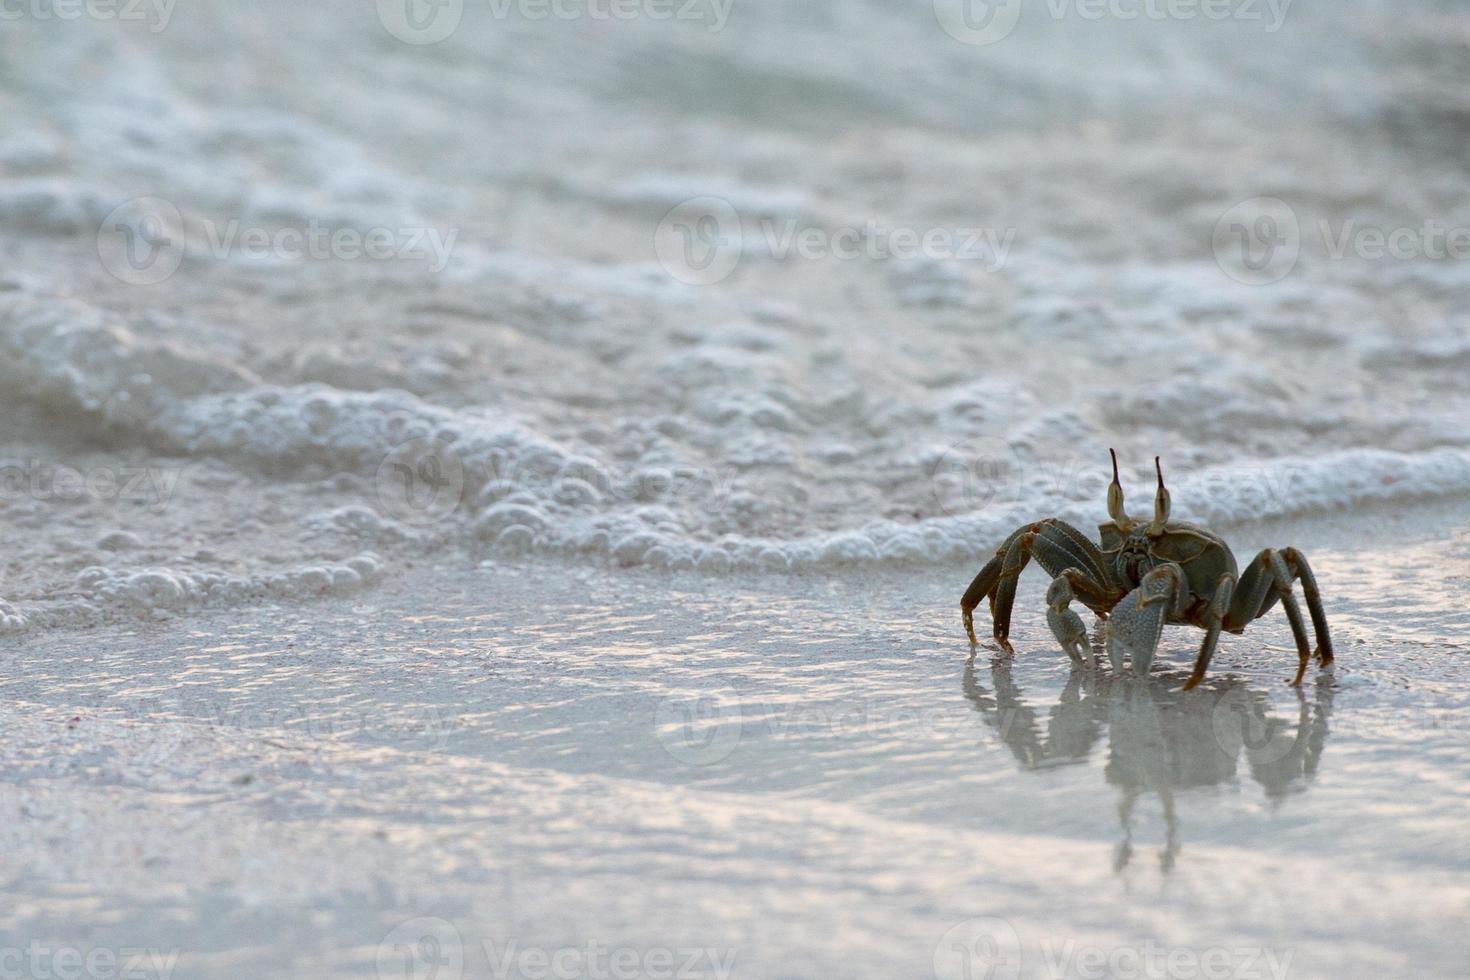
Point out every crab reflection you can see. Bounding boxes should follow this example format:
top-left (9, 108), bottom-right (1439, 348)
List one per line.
top-left (963, 656), bottom-right (1334, 871)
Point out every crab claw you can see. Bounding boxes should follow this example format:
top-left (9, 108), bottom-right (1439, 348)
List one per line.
top-left (1049, 606), bottom-right (1090, 664)
top-left (1046, 576), bottom-right (1091, 664)
top-left (1105, 566), bottom-right (1181, 676)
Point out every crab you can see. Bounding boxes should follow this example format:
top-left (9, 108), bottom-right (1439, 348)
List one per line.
top-left (960, 450), bottom-right (1334, 689)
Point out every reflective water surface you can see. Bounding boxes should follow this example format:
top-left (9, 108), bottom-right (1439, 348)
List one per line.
top-left (1, 515), bottom-right (1468, 978)
top-left (963, 659), bottom-right (1335, 873)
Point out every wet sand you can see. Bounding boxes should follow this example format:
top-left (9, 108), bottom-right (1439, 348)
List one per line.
top-left (2, 499), bottom-right (1467, 979)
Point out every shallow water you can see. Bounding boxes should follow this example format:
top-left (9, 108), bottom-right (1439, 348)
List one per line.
top-left (3, 504), bottom-right (1467, 978)
top-left (4, 1), bottom-right (1470, 976)
top-left (5, 0), bottom-right (1470, 630)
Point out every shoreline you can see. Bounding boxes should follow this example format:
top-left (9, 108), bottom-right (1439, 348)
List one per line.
top-left (3, 497), bottom-right (1468, 978)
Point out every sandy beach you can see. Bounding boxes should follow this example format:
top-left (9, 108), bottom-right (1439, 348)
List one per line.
top-left (3, 0), bottom-right (1470, 977)
top-left (4, 499), bottom-right (1470, 978)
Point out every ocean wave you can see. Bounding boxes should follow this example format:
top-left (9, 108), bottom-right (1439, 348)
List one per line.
top-left (3, 1), bottom-right (1470, 631)
top-left (5, 291), bottom-right (1469, 598)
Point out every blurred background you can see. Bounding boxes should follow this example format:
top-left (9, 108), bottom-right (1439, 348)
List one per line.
top-left (1, 0), bottom-right (1468, 609)
top-left (4, 5), bottom-right (1470, 978)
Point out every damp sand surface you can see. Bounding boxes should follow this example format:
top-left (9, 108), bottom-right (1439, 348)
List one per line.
top-left (2, 500), bottom-right (1468, 980)
top-left (4, 3), bottom-right (1470, 977)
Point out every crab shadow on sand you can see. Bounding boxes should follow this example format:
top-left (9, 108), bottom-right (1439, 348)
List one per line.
top-left (962, 652), bottom-right (1335, 873)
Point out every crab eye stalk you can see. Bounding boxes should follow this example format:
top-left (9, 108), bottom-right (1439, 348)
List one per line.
top-left (1149, 455), bottom-right (1171, 534)
top-left (1107, 448), bottom-right (1131, 530)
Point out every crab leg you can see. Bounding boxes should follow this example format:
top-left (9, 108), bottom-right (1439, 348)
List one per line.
top-left (961, 519), bottom-right (1121, 651)
top-left (1183, 573), bottom-right (1234, 691)
top-left (961, 551), bottom-right (1008, 644)
top-left (989, 532), bottom-right (1031, 653)
top-left (962, 519), bottom-right (1108, 624)
top-left (1225, 548), bottom-right (1316, 686)
top-left (1046, 570), bottom-right (1117, 663)
top-left (1281, 548), bottom-right (1334, 665)
top-left (1036, 519), bottom-right (1114, 585)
